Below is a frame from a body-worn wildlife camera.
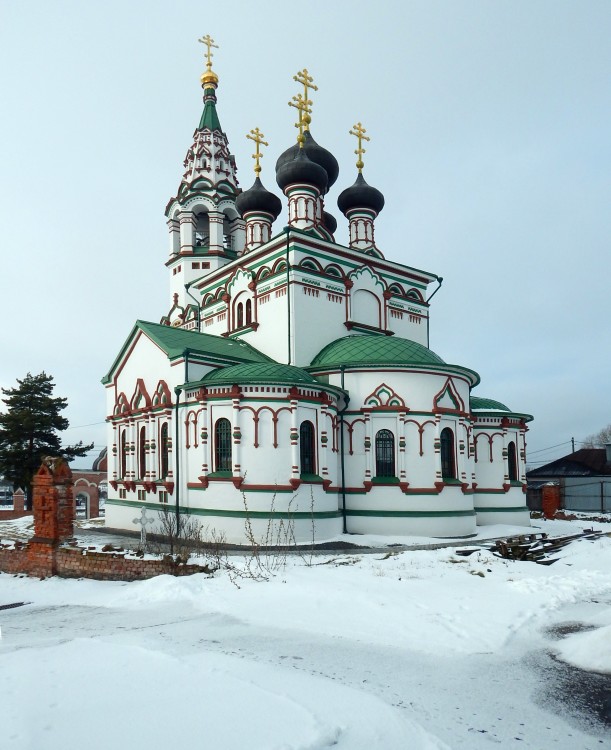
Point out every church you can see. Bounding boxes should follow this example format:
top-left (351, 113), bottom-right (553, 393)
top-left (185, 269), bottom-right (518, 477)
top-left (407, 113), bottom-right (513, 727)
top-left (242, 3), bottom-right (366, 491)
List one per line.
top-left (102, 38), bottom-right (533, 543)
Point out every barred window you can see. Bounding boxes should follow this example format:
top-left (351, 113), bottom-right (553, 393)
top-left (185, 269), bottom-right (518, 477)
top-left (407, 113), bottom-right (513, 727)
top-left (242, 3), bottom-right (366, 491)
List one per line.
top-left (215, 418), bottom-right (232, 472)
top-left (120, 431), bottom-right (127, 478)
top-left (508, 441), bottom-right (518, 481)
top-left (300, 420), bottom-right (316, 475)
top-left (237, 302), bottom-right (244, 328)
top-left (440, 428), bottom-right (456, 479)
top-left (139, 426), bottom-right (146, 479)
top-left (246, 299), bottom-right (252, 325)
top-left (375, 429), bottom-right (395, 477)
top-left (160, 423), bottom-right (169, 479)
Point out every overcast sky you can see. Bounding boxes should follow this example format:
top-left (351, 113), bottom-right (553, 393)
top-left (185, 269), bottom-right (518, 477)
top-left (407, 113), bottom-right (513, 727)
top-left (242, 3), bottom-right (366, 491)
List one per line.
top-left (0, 1), bottom-right (609, 469)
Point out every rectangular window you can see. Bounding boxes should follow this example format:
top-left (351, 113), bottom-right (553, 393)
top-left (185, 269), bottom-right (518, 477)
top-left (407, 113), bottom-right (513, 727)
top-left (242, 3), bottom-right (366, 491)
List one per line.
top-left (201, 262), bottom-right (210, 269)
top-left (137, 489), bottom-right (146, 501)
top-left (159, 491), bottom-right (168, 504)
top-left (119, 488), bottom-right (127, 499)
top-left (192, 262), bottom-right (200, 269)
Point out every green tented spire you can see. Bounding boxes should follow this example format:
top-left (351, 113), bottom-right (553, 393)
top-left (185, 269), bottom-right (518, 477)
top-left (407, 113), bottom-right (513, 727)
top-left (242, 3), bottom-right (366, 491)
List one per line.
top-left (198, 87), bottom-right (222, 131)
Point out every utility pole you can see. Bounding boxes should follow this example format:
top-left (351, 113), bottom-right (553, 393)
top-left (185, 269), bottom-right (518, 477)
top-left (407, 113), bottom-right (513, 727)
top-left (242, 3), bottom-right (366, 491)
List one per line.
top-left (571, 437), bottom-right (575, 452)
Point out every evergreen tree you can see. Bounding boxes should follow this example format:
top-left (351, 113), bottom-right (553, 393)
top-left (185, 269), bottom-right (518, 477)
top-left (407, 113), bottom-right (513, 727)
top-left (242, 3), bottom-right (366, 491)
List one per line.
top-left (0, 372), bottom-right (93, 505)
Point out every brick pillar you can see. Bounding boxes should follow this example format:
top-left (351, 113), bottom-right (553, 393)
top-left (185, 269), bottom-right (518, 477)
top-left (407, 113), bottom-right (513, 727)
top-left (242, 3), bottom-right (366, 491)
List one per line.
top-left (542, 483), bottom-right (561, 519)
top-left (12, 488), bottom-right (25, 513)
top-left (28, 457), bottom-right (74, 577)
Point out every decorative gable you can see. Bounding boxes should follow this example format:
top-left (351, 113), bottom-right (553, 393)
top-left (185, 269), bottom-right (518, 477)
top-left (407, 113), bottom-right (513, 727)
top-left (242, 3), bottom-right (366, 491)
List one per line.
top-left (364, 383), bottom-right (407, 410)
top-left (433, 378), bottom-right (465, 414)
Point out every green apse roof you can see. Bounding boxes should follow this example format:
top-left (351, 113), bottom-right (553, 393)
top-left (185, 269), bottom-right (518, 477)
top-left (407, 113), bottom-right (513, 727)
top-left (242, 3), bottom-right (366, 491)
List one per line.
top-left (102, 321), bottom-right (271, 384)
top-left (198, 88), bottom-right (222, 131)
top-left (470, 397), bottom-right (511, 412)
top-left (311, 335), bottom-right (446, 368)
top-left (202, 362), bottom-right (319, 387)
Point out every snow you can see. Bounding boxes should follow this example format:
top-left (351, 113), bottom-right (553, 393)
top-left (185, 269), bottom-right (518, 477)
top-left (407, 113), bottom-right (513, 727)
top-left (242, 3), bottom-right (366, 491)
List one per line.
top-left (554, 624), bottom-right (611, 675)
top-left (1, 520), bottom-right (610, 749)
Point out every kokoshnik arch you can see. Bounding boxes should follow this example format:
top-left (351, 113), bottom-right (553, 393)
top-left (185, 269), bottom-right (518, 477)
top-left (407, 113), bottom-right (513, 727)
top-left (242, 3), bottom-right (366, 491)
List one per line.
top-left (102, 38), bottom-right (533, 542)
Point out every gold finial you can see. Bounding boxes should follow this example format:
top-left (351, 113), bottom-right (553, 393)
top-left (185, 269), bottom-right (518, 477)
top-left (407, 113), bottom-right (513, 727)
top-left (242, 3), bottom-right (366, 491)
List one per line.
top-left (293, 68), bottom-right (317, 132)
top-left (246, 127), bottom-right (268, 176)
top-left (198, 35), bottom-right (219, 88)
top-left (349, 122), bottom-right (370, 173)
top-left (288, 93), bottom-right (312, 148)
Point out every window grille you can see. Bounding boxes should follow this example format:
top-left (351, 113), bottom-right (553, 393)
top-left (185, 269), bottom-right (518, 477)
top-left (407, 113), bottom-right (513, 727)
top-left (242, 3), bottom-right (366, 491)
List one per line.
top-left (139, 426), bottom-right (146, 479)
top-left (375, 429), bottom-right (395, 477)
top-left (299, 421), bottom-right (316, 475)
top-left (440, 428), bottom-right (456, 479)
top-left (160, 423), bottom-right (169, 478)
top-left (215, 418), bottom-right (232, 472)
top-left (121, 431), bottom-right (127, 477)
top-left (508, 441), bottom-right (518, 481)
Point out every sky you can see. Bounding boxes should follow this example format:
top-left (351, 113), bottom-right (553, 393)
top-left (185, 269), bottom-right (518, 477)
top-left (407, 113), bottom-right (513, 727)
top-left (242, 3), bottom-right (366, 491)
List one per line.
top-left (0, 0), bottom-right (609, 469)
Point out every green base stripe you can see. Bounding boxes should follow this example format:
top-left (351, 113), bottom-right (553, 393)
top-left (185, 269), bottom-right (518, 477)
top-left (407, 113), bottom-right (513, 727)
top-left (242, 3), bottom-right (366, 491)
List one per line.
top-left (346, 509), bottom-right (476, 518)
top-left (106, 498), bottom-right (340, 520)
top-left (474, 506), bottom-right (529, 513)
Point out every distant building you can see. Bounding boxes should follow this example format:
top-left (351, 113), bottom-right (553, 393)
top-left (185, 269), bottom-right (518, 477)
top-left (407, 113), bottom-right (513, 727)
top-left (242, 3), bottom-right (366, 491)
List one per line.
top-left (527, 445), bottom-right (611, 513)
top-left (71, 448), bottom-right (107, 519)
top-left (0, 478), bottom-right (14, 507)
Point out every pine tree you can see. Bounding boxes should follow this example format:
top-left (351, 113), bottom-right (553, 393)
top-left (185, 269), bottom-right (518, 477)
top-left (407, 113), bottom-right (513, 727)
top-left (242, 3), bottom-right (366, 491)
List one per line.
top-left (0, 372), bottom-right (93, 505)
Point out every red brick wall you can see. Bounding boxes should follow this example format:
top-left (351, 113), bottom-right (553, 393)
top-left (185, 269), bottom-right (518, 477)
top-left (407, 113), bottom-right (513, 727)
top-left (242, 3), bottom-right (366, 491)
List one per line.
top-left (0, 542), bottom-right (209, 581)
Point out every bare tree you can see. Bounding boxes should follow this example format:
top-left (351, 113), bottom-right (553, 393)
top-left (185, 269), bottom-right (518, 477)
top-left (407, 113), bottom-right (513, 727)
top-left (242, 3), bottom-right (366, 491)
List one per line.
top-left (582, 424), bottom-right (611, 448)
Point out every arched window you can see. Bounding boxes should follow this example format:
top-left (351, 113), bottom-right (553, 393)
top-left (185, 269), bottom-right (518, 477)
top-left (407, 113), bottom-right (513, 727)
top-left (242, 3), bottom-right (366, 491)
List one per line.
top-left (440, 428), bottom-right (456, 479)
top-left (139, 426), bottom-right (146, 479)
top-left (299, 421), bottom-right (316, 475)
top-left (375, 429), bottom-right (395, 477)
top-left (245, 299), bottom-right (252, 326)
top-left (508, 441), bottom-right (518, 481)
top-left (215, 418), bottom-right (232, 472)
top-left (120, 431), bottom-right (127, 478)
top-left (160, 423), bottom-right (169, 479)
top-left (237, 302), bottom-right (244, 328)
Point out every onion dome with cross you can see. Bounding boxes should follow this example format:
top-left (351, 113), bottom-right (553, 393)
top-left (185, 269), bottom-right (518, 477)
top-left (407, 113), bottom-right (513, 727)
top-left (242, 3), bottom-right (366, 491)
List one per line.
top-left (236, 128), bottom-right (283, 252)
top-left (337, 122), bottom-right (385, 255)
top-left (275, 69), bottom-right (339, 193)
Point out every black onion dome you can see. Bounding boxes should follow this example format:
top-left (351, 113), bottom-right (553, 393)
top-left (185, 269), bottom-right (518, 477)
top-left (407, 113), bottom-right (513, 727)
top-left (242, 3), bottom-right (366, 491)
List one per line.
top-left (323, 211), bottom-right (337, 234)
top-left (236, 177), bottom-right (282, 219)
top-left (276, 148), bottom-right (328, 194)
top-left (275, 131), bottom-right (339, 191)
top-left (337, 172), bottom-right (385, 216)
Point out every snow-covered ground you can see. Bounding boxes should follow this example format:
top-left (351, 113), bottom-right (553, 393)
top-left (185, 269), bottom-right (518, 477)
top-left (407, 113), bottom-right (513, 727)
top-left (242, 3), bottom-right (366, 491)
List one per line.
top-left (1, 517), bottom-right (610, 749)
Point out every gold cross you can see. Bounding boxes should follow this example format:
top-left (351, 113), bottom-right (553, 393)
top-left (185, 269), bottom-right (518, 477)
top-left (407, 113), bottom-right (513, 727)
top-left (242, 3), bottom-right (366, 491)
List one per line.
top-left (349, 122), bottom-right (370, 172)
top-left (246, 127), bottom-right (268, 175)
top-left (288, 93), bottom-right (312, 147)
top-left (293, 69), bottom-right (317, 131)
top-left (198, 34), bottom-right (218, 70)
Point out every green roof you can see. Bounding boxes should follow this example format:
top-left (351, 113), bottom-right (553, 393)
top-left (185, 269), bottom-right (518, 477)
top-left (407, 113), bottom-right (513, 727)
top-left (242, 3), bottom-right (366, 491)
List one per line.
top-left (311, 335), bottom-right (446, 368)
top-left (470, 397), bottom-right (510, 412)
top-left (202, 362), bottom-right (319, 387)
top-left (102, 321), bottom-right (271, 384)
top-left (198, 88), bottom-right (222, 131)
top-left (470, 396), bottom-right (534, 422)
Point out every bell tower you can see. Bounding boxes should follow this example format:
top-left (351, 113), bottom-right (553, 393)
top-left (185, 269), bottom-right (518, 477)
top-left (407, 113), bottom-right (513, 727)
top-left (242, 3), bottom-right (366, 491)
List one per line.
top-left (164, 36), bottom-right (245, 325)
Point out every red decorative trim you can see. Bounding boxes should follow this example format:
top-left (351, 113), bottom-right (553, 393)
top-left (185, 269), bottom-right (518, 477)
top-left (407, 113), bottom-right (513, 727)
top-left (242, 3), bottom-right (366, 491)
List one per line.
top-left (434, 481), bottom-right (445, 492)
top-left (197, 477), bottom-right (209, 488)
top-left (110, 480), bottom-right (118, 490)
top-left (363, 480), bottom-right (372, 492)
top-left (289, 478), bottom-right (301, 490)
top-left (432, 377), bottom-right (465, 415)
top-left (232, 476), bottom-right (244, 489)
